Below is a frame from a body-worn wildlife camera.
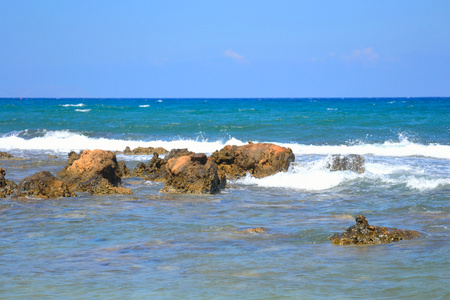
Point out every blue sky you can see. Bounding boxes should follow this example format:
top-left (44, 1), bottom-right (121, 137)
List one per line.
top-left (1, 1), bottom-right (449, 98)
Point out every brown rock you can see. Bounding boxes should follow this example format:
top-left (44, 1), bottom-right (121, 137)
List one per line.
top-left (241, 227), bottom-right (267, 234)
top-left (162, 154), bottom-right (225, 194)
top-left (117, 161), bottom-right (131, 178)
top-left (77, 175), bottom-right (133, 195)
top-left (329, 215), bottom-right (421, 245)
top-left (11, 171), bottom-right (75, 199)
top-left (123, 146), bottom-right (168, 155)
top-left (58, 149), bottom-right (132, 195)
top-left (132, 153), bottom-right (166, 181)
top-left (327, 154), bottom-right (365, 174)
top-left (0, 152), bottom-right (14, 159)
top-left (211, 142), bottom-right (295, 179)
top-left (0, 167), bottom-right (17, 197)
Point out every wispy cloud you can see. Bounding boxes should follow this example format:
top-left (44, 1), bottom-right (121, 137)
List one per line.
top-left (342, 47), bottom-right (379, 64)
top-left (224, 49), bottom-right (247, 63)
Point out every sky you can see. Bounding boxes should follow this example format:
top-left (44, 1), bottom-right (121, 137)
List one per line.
top-left (1, 0), bottom-right (449, 98)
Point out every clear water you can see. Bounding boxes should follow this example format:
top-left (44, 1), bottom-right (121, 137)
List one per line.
top-left (0, 98), bottom-right (449, 299)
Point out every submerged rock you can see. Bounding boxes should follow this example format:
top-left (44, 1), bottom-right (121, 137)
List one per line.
top-left (211, 142), bottom-right (295, 179)
top-left (123, 146), bottom-right (168, 155)
top-left (329, 215), bottom-right (421, 245)
top-left (0, 167), bottom-right (18, 197)
top-left (11, 171), bottom-right (74, 199)
top-left (58, 149), bottom-right (132, 195)
top-left (162, 153), bottom-right (226, 194)
top-left (241, 227), bottom-right (267, 234)
top-left (327, 154), bottom-right (365, 174)
top-left (0, 152), bottom-right (14, 159)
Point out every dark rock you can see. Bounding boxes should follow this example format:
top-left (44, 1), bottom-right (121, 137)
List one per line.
top-left (190, 153), bottom-right (208, 165)
top-left (11, 171), bottom-right (75, 199)
top-left (0, 152), bottom-right (14, 159)
top-left (117, 161), bottom-right (131, 178)
top-left (77, 175), bottom-right (132, 195)
top-left (57, 149), bottom-right (132, 195)
top-left (123, 146), bottom-right (168, 155)
top-left (211, 142), bottom-right (295, 179)
top-left (132, 153), bottom-right (166, 181)
top-left (165, 148), bottom-right (194, 161)
top-left (0, 167), bottom-right (17, 197)
top-left (162, 154), bottom-right (226, 194)
top-left (329, 215), bottom-right (421, 245)
top-left (327, 154), bottom-right (365, 174)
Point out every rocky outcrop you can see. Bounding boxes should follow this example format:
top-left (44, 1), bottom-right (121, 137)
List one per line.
top-left (0, 167), bottom-right (17, 197)
top-left (162, 153), bottom-right (225, 194)
top-left (131, 149), bottom-right (195, 181)
top-left (211, 142), bottom-right (295, 179)
top-left (58, 149), bottom-right (132, 195)
top-left (117, 161), bottom-right (131, 178)
top-left (123, 146), bottom-right (168, 156)
top-left (327, 154), bottom-right (365, 174)
top-left (329, 215), bottom-right (421, 245)
top-left (11, 171), bottom-right (74, 199)
top-left (0, 152), bottom-right (14, 159)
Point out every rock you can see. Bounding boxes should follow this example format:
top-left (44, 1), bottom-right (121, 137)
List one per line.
top-left (162, 153), bottom-right (226, 194)
top-left (241, 227), bottom-right (267, 234)
top-left (131, 149), bottom-right (195, 181)
top-left (327, 154), bottom-right (365, 174)
top-left (132, 153), bottom-right (166, 181)
top-left (11, 171), bottom-right (75, 199)
top-left (123, 146), bottom-right (168, 155)
top-left (77, 175), bottom-right (132, 195)
top-left (117, 161), bottom-right (131, 178)
top-left (0, 152), bottom-right (14, 159)
top-left (0, 167), bottom-right (18, 197)
top-left (329, 215), bottom-right (421, 245)
top-left (211, 142), bottom-right (295, 179)
top-left (58, 149), bottom-right (132, 195)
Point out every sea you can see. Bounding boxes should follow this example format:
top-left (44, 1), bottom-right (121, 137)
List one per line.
top-left (0, 98), bottom-right (449, 299)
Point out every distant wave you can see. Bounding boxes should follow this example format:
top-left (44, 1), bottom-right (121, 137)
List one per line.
top-left (61, 103), bottom-right (85, 107)
top-left (0, 130), bottom-right (448, 159)
top-left (139, 105), bottom-right (150, 108)
top-left (75, 109), bottom-right (91, 112)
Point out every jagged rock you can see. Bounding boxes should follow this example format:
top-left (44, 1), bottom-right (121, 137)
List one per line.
top-left (117, 161), bottom-right (130, 178)
top-left (123, 146), bottom-right (168, 155)
top-left (0, 152), bottom-right (14, 159)
top-left (58, 149), bottom-right (132, 195)
top-left (162, 153), bottom-right (226, 194)
top-left (11, 171), bottom-right (74, 199)
top-left (211, 142), bottom-right (295, 179)
top-left (327, 154), bottom-right (365, 174)
top-left (0, 167), bottom-right (17, 197)
top-left (329, 215), bottom-right (421, 245)
top-left (77, 175), bottom-right (132, 195)
top-left (131, 149), bottom-right (195, 182)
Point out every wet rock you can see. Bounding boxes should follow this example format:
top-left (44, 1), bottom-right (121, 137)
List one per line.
top-left (211, 142), bottom-right (295, 179)
top-left (327, 154), bottom-right (365, 174)
top-left (0, 167), bottom-right (18, 197)
top-left (241, 227), bottom-right (267, 234)
top-left (162, 153), bottom-right (226, 194)
top-left (117, 161), bottom-right (131, 178)
top-left (329, 215), bottom-right (421, 245)
top-left (0, 152), bottom-right (14, 159)
top-left (132, 153), bottom-right (166, 181)
top-left (77, 175), bottom-right (132, 195)
top-left (11, 171), bottom-right (75, 199)
top-left (58, 149), bottom-right (132, 195)
top-left (131, 149), bottom-right (195, 182)
top-left (123, 146), bottom-right (168, 155)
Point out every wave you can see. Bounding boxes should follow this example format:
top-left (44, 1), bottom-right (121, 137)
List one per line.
top-left (75, 109), bottom-right (91, 112)
top-left (139, 105), bottom-right (150, 108)
top-left (61, 103), bottom-right (85, 107)
top-left (0, 130), bottom-right (448, 159)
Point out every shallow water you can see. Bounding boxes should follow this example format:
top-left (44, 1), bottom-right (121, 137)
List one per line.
top-left (0, 98), bottom-right (449, 299)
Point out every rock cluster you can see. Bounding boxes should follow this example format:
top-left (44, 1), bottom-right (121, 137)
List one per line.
top-left (327, 154), bottom-right (365, 174)
top-left (0, 152), bottom-right (14, 159)
top-left (0, 167), bottom-right (17, 197)
top-left (211, 142), bottom-right (295, 179)
top-left (329, 215), bottom-right (421, 245)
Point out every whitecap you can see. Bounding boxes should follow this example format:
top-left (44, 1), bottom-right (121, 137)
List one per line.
top-left (139, 105), bottom-right (150, 108)
top-left (75, 109), bottom-right (91, 112)
top-left (61, 103), bottom-right (85, 107)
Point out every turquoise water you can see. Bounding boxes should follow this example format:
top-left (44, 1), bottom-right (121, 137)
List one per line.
top-left (0, 98), bottom-right (449, 299)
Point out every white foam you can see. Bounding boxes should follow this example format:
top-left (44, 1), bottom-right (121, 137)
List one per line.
top-left (279, 137), bottom-right (450, 159)
top-left (75, 109), bottom-right (91, 112)
top-left (139, 105), bottom-right (150, 108)
top-left (61, 103), bottom-right (85, 107)
top-left (405, 177), bottom-right (450, 191)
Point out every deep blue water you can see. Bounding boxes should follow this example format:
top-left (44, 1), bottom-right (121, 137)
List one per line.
top-left (0, 98), bottom-right (449, 299)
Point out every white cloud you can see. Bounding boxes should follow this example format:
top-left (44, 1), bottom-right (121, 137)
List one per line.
top-left (224, 49), bottom-right (247, 63)
top-left (342, 47), bottom-right (379, 64)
